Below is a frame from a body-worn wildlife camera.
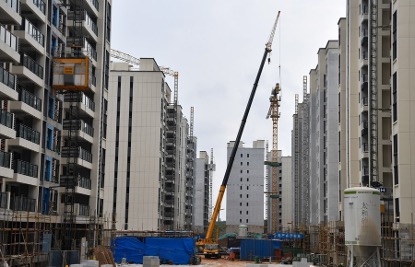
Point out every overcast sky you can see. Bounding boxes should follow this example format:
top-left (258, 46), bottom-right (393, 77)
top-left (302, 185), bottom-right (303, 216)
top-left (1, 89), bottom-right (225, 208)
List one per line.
top-left (112, 1), bottom-right (346, 219)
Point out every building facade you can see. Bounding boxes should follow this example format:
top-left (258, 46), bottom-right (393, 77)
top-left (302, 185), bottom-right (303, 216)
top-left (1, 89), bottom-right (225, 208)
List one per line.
top-left (105, 60), bottom-right (195, 231)
top-left (226, 140), bottom-right (265, 234)
top-left (193, 151), bottom-right (212, 234)
top-left (0, 0), bottom-right (112, 262)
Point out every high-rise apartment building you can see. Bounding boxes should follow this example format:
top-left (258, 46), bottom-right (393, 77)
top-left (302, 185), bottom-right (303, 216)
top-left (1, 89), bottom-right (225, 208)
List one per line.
top-left (193, 151), bottom-right (213, 234)
top-left (309, 41), bottom-right (340, 224)
top-left (105, 60), bottom-right (195, 231)
top-left (280, 155), bottom-right (292, 230)
top-left (0, 0), bottom-right (112, 262)
top-left (226, 140), bottom-right (265, 234)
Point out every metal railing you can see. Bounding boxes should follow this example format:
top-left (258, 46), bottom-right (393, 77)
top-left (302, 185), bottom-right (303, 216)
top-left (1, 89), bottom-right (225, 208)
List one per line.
top-left (84, 39), bottom-right (97, 61)
top-left (14, 159), bottom-right (38, 178)
top-left (32, 0), bottom-right (46, 14)
top-left (0, 24), bottom-right (18, 52)
top-left (18, 87), bottom-right (42, 111)
top-left (22, 53), bottom-right (43, 78)
top-left (21, 18), bottom-right (45, 46)
top-left (0, 150), bottom-right (11, 168)
top-left (62, 147), bottom-right (92, 163)
top-left (10, 195), bottom-right (36, 212)
top-left (16, 123), bottom-right (40, 144)
top-left (64, 92), bottom-right (95, 111)
top-left (0, 65), bottom-right (16, 90)
top-left (2, 0), bottom-right (19, 12)
top-left (0, 109), bottom-right (14, 129)
top-left (78, 176), bottom-right (91, 189)
top-left (0, 192), bottom-right (8, 209)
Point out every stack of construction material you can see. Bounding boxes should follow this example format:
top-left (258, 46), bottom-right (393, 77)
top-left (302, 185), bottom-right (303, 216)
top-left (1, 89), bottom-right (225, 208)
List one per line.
top-left (143, 256), bottom-right (160, 267)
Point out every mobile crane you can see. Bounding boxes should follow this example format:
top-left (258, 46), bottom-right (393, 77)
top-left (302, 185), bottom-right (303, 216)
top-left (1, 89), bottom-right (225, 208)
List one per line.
top-left (197, 11), bottom-right (281, 259)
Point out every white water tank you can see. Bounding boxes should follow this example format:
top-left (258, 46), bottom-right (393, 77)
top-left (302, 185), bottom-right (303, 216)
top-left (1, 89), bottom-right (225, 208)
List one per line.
top-left (238, 224), bottom-right (248, 237)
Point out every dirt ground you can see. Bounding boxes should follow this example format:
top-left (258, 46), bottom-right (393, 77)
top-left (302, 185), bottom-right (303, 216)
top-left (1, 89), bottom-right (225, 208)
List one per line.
top-left (199, 257), bottom-right (252, 266)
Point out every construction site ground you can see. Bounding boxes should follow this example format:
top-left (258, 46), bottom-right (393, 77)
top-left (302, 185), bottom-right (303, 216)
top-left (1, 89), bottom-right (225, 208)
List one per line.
top-left (122, 257), bottom-right (294, 266)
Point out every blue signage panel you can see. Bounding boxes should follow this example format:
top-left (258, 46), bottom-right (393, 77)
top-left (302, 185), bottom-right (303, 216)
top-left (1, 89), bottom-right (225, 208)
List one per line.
top-left (274, 232), bottom-right (303, 239)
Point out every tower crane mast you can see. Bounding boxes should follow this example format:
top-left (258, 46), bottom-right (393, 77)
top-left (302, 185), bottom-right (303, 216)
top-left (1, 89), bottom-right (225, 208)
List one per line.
top-left (266, 83), bottom-right (281, 233)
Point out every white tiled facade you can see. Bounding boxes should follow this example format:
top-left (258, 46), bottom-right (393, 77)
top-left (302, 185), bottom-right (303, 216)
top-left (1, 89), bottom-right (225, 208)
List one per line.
top-left (226, 140), bottom-right (265, 234)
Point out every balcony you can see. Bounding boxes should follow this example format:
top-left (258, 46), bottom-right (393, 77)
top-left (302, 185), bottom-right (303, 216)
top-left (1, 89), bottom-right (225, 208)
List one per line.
top-left (0, 0), bottom-right (21, 25)
top-left (361, 28), bottom-right (368, 45)
top-left (15, 18), bottom-right (45, 54)
top-left (10, 87), bottom-right (42, 119)
top-left (361, 121), bottom-right (368, 136)
top-left (0, 65), bottom-right (18, 100)
top-left (83, 39), bottom-right (97, 62)
top-left (74, 203), bottom-right (89, 216)
top-left (0, 24), bottom-right (19, 62)
top-left (0, 109), bottom-right (15, 139)
top-left (63, 119), bottom-right (94, 143)
top-left (61, 146), bottom-right (93, 169)
top-left (67, 11), bottom-right (98, 43)
top-left (9, 123), bottom-right (40, 152)
top-left (64, 92), bottom-right (95, 119)
top-left (10, 195), bottom-right (36, 212)
top-left (13, 159), bottom-right (38, 185)
top-left (0, 150), bottom-right (13, 178)
top-left (12, 54), bottom-right (44, 87)
top-left (83, 0), bottom-right (99, 17)
top-left (20, 0), bottom-right (46, 23)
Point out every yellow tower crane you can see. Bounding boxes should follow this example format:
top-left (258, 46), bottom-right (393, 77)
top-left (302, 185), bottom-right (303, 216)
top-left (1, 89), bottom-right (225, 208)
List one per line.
top-left (266, 83), bottom-right (281, 233)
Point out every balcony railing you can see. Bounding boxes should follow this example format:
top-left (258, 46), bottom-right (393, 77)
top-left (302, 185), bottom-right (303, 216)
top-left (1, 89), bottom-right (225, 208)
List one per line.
top-left (68, 11), bottom-right (98, 36)
top-left (0, 24), bottom-right (18, 52)
top-left (63, 119), bottom-right (94, 137)
top-left (0, 109), bottom-right (14, 129)
top-left (21, 18), bottom-right (45, 46)
top-left (64, 92), bottom-right (95, 111)
top-left (0, 192), bottom-right (8, 209)
top-left (89, 0), bottom-right (99, 11)
top-left (76, 203), bottom-right (89, 216)
top-left (10, 195), bottom-right (36, 212)
top-left (16, 123), bottom-right (40, 144)
top-left (84, 39), bottom-right (97, 61)
top-left (62, 147), bottom-right (92, 163)
top-left (22, 53), bottom-right (44, 78)
top-left (362, 97), bottom-right (368, 106)
top-left (362, 143), bottom-right (369, 152)
top-left (14, 159), bottom-right (38, 178)
top-left (78, 176), bottom-right (91, 189)
top-left (0, 150), bottom-right (11, 168)
top-left (0, 65), bottom-right (16, 89)
top-left (32, 0), bottom-right (46, 14)
top-left (3, 0), bottom-right (19, 12)
top-left (17, 87), bottom-right (42, 111)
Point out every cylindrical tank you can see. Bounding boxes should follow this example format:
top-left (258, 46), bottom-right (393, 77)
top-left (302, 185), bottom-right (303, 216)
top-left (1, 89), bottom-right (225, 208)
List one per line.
top-left (238, 224), bottom-right (248, 237)
top-left (344, 187), bottom-right (381, 264)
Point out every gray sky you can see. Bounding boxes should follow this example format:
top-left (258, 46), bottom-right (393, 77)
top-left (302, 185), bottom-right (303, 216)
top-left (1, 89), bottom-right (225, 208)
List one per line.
top-left (112, 1), bottom-right (346, 219)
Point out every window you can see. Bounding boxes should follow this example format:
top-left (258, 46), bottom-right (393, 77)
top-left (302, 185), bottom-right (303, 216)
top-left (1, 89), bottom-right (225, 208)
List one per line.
top-left (246, 203), bottom-right (249, 206)
top-left (240, 202), bottom-right (242, 206)
top-left (247, 154), bottom-right (249, 158)
top-left (240, 211), bottom-right (242, 215)
top-left (240, 186), bottom-right (242, 190)
top-left (247, 162), bottom-right (249, 166)
top-left (240, 194), bottom-right (242, 198)
top-left (240, 219), bottom-right (242, 223)
top-left (247, 178), bottom-right (249, 182)
top-left (393, 72), bottom-right (397, 122)
top-left (246, 219), bottom-right (248, 223)
top-left (393, 134), bottom-right (399, 185)
top-left (240, 162), bottom-right (243, 166)
top-left (246, 211), bottom-right (249, 215)
top-left (241, 153), bottom-right (243, 157)
top-left (393, 11), bottom-right (397, 60)
top-left (246, 186), bottom-right (249, 190)
top-left (247, 170), bottom-right (249, 174)
top-left (240, 170), bottom-right (242, 173)
top-left (395, 198), bottom-right (400, 222)
top-left (240, 177), bottom-right (242, 182)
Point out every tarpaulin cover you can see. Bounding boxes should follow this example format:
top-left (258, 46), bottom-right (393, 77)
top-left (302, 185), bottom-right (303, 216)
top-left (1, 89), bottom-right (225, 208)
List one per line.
top-left (145, 237), bottom-right (195, 264)
top-left (111, 237), bottom-right (146, 263)
top-left (111, 236), bottom-right (195, 264)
